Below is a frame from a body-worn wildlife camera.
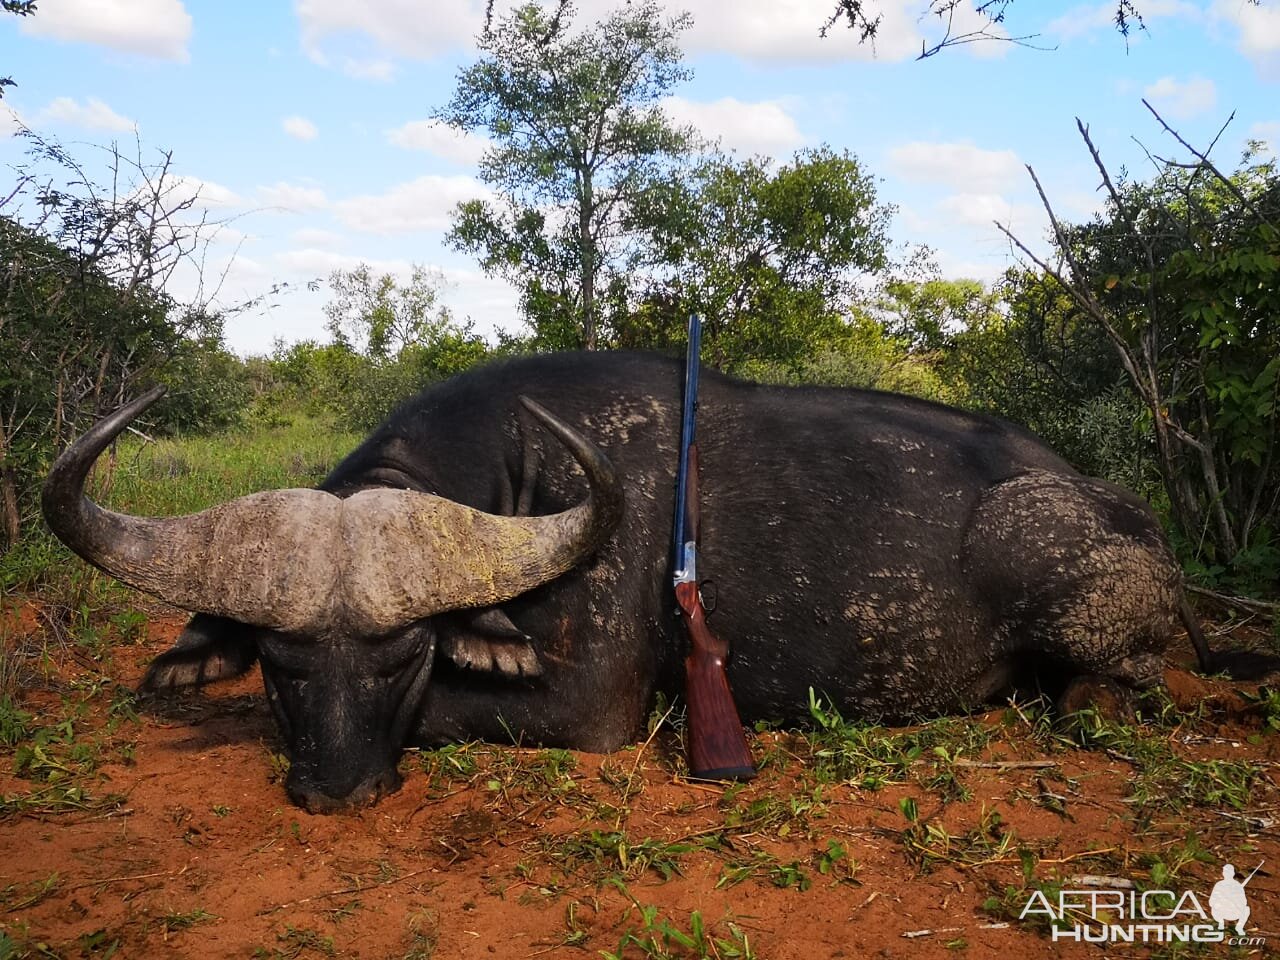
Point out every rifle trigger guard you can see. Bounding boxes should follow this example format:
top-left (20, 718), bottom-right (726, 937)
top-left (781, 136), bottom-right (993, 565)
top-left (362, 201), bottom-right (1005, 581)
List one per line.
top-left (699, 579), bottom-right (718, 615)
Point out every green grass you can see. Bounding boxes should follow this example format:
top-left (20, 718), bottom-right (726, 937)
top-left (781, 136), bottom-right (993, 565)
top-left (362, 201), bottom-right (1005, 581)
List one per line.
top-left (158, 908), bottom-right (218, 934)
top-left (545, 829), bottom-right (717, 885)
top-left (2, 413), bottom-right (356, 593)
top-left (1062, 705), bottom-right (1260, 811)
top-left (254, 925), bottom-right (336, 959)
top-left (0, 413), bottom-right (359, 700)
top-left (804, 690), bottom-right (996, 794)
top-left (102, 414), bottom-right (360, 517)
top-left (601, 897), bottom-right (756, 960)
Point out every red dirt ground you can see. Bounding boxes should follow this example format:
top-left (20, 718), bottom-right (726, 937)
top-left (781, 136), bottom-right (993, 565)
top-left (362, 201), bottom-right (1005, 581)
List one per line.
top-left (2, 605), bottom-right (1278, 959)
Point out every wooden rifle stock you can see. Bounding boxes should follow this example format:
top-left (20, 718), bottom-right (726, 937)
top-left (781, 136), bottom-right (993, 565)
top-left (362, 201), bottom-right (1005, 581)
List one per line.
top-left (676, 444), bottom-right (756, 781)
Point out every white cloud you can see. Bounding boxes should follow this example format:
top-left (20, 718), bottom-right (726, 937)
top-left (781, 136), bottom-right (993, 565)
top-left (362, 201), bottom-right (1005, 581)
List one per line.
top-left (296, 0), bottom-right (485, 61)
top-left (1143, 75), bottom-right (1216, 119)
top-left (386, 119), bottom-right (490, 165)
top-left (291, 227), bottom-right (345, 248)
top-left (435, 266), bottom-right (521, 336)
top-left (938, 192), bottom-right (1013, 227)
top-left (1214, 0), bottom-right (1280, 74)
top-left (1048, 1), bottom-right (1199, 40)
top-left (333, 175), bottom-right (491, 234)
top-left (282, 115), bottom-right (319, 140)
top-left (35, 96), bottom-right (134, 132)
top-left (342, 57), bottom-right (396, 81)
top-left (937, 192), bottom-right (1041, 235)
top-left (2, 104), bottom-right (28, 138)
top-left (20, 0), bottom-right (192, 61)
top-left (275, 247), bottom-right (414, 278)
top-left (165, 175), bottom-right (243, 211)
top-left (679, 0), bottom-right (921, 62)
top-left (1249, 120), bottom-right (1280, 152)
top-left (888, 140), bottom-right (1023, 192)
top-left (294, 0), bottom-right (1006, 68)
top-left (202, 223), bottom-right (252, 248)
top-left (660, 96), bottom-right (806, 156)
top-left (257, 182), bottom-right (328, 212)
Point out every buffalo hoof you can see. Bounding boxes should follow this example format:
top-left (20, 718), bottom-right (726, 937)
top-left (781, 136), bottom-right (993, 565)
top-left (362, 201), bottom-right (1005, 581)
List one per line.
top-left (1055, 674), bottom-right (1137, 724)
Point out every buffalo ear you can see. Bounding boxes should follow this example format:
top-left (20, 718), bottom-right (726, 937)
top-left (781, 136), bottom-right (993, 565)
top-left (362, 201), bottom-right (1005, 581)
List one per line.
top-left (139, 613), bottom-right (259, 692)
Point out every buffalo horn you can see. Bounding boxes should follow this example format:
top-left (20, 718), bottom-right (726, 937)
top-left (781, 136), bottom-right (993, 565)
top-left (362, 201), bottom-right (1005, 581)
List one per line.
top-left (42, 389), bottom-right (624, 635)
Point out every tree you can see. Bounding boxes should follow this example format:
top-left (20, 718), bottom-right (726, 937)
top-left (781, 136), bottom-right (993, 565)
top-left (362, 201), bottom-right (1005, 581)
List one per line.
top-left (1004, 117), bottom-right (1280, 593)
top-left (624, 148), bottom-right (893, 370)
top-left (325, 264), bottom-right (459, 360)
top-left (1, 131), bottom-right (233, 551)
top-left (319, 265), bottom-right (489, 427)
top-left (439, 0), bottom-right (695, 350)
top-left (877, 276), bottom-right (1001, 354)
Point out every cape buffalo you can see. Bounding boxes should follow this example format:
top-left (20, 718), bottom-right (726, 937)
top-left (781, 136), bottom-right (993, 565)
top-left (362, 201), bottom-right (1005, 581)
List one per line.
top-left (44, 351), bottom-right (1217, 812)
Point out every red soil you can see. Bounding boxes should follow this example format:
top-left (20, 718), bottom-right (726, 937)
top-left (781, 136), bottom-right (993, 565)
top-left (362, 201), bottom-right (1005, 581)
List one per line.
top-left (1, 608), bottom-right (1277, 958)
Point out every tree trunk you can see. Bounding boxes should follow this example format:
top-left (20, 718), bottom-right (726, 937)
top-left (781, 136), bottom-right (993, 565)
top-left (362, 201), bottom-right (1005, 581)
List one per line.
top-left (0, 466), bottom-right (19, 554)
top-left (579, 174), bottom-right (596, 350)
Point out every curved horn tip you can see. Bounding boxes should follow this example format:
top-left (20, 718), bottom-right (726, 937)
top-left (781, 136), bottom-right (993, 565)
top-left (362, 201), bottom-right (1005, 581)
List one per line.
top-left (517, 396), bottom-right (600, 453)
top-left (515, 394), bottom-right (623, 531)
top-left (41, 384), bottom-right (171, 535)
top-left (518, 394), bottom-right (551, 421)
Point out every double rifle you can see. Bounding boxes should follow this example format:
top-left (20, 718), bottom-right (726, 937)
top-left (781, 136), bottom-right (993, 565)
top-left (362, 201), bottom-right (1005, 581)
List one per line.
top-left (672, 314), bottom-right (757, 781)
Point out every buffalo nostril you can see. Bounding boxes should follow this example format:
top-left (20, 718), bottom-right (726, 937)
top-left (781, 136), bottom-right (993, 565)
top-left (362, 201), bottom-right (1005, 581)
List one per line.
top-left (349, 768), bottom-right (403, 806)
top-left (286, 768), bottom-right (403, 813)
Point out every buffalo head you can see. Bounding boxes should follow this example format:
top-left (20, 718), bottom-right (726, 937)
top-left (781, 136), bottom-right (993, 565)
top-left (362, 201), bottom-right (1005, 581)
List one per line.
top-left (42, 387), bottom-right (623, 812)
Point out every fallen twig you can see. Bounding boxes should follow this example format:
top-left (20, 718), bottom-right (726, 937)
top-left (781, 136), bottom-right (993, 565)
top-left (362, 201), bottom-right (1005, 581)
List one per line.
top-left (614, 703), bottom-right (675, 830)
top-left (1068, 874), bottom-right (1135, 889)
top-left (902, 926), bottom-right (963, 939)
top-left (1185, 584), bottom-right (1280, 615)
top-left (257, 868), bottom-right (431, 915)
top-left (1216, 810), bottom-right (1277, 831)
top-left (954, 759), bottom-right (1059, 771)
top-left (68, 869), bottom-right (171, 891)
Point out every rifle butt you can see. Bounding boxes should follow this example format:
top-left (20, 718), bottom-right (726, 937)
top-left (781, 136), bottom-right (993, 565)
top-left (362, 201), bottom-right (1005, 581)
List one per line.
top-left (684, 649), bottom-right (756, 781)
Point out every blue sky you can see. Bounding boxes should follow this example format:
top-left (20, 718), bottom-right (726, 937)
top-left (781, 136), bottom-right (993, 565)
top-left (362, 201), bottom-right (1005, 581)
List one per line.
top-left (2, 0), bottom-right (1277, 354)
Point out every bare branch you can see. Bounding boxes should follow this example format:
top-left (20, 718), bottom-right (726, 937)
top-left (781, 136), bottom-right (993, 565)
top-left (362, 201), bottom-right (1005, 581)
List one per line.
top-left (1141, 99), bottom-right (1276, 228)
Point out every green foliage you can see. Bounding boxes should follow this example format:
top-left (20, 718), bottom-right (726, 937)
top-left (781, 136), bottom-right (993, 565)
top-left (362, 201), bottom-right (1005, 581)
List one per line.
top-left (1064, 706), bottom-right (1260, 810)
top-left (261, 265), bottom-right (492, 430)
top-left (0, 696), bottom-right (31, 747)
top-left (440, 0), bottom-right (695, 349)
top-left (601, 901), bottom-right (755, 960)
top-left (879, 272), bottom-right (1159, 491)
top-left (625, 148), bottom-right (892, 370)
top-left (744, 313), bottom-right (959, 404)
top-left (0, 134), bottom-right (253, 553)
top-left (150, 331), bottom-right (254, 435)
top-left (548, 830), bottom-right (710, 883)
top-left (101, 413), bottom-right (358, 518)
top-left (254, 925), bottom-right (335, 960)
top-left (898, 801), bottom-right (1014, 872)
top-left (805, 690), bottom-right (994, 792)
top-left (0, 683), bottom-right (136, 818)
top-left (158, 909), bottom-right (218, 934)
top-left (1045, 143), bottom-right (1280, 594)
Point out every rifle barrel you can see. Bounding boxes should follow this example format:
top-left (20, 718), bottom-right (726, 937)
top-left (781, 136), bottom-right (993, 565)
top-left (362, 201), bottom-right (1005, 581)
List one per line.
top-left (672, 314), bottom-right (701, 577)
